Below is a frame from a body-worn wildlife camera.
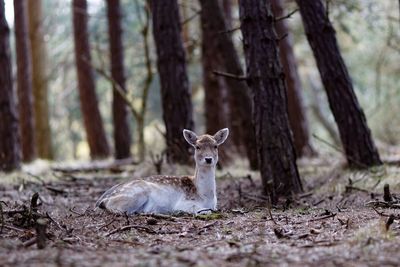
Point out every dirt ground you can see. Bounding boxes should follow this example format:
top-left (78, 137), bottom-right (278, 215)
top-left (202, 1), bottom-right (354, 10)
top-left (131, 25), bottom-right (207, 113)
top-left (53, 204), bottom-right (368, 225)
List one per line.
top-left (1, 156), bottom-right (400, 267)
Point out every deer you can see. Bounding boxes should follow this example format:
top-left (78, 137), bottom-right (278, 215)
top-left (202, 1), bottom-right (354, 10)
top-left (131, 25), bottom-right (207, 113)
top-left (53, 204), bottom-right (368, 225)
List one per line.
top-left (95, 128), bottom-right (229, 215)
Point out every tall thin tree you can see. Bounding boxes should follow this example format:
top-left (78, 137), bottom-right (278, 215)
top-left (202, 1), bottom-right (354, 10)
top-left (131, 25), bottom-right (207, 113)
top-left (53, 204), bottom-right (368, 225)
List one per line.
top-left (199, 0), bottom-right (258, 170)
top-left (271, 0), bottom-right (313, 157)
top-left (106, 0), bottom-right (131, 160)
top-left (200, 2), bottom-right (231, 165)
top-left (296, 0), bottom-right (381, 167)
top-left (72, 0), bottom-right (110, 159)
top-left (0, 0), bottom-right (21, 171)
top-left (152, 0), bottom-right (194, 164)
top-left (28, 0), bottom-right (53, 159)
top-left (14, 0), bottom-right (36, 162)
top-left (239, 0), bottom-right (303, 201)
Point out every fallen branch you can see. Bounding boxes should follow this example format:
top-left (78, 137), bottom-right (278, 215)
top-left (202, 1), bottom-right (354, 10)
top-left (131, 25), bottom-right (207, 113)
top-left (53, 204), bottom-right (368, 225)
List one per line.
top-left (106, 224), bottom-right (156, 236)
top-left (366, 201), bottom-right (400, 209)
top-left (345, 186), bottom-right (371, 194)
top-left (308, 213), bottom-right (336, 222)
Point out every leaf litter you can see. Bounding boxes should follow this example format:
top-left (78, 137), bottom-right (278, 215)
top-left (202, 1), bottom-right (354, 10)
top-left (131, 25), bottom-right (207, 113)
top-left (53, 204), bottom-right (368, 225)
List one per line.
top-left (0, 157), bottom-right (400, 266)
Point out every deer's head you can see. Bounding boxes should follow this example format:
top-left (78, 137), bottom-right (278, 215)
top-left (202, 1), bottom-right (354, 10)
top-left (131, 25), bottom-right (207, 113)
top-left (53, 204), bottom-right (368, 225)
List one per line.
top-left (183, 128), bottom-right (229, 167)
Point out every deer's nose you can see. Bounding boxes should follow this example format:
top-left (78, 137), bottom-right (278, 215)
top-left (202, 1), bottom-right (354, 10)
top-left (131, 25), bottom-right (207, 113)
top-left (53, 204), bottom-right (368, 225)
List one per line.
top-left (205, 157), bottom-right (213, 164)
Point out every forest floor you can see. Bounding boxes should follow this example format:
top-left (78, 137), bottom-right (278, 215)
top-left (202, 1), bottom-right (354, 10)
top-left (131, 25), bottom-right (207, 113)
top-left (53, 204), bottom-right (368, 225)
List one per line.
top-left (1, 151), bottom-right (400, 267)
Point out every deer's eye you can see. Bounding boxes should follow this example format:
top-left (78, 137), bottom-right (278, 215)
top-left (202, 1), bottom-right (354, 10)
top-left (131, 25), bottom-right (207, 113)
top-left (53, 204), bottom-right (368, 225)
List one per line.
top-left (195, 146), bottom-right (200, 150)
top-left (214, 146), bottom-right (218, 149)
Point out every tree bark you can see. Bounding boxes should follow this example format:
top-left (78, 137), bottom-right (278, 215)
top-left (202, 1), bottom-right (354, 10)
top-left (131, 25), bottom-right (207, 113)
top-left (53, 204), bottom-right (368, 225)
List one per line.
top-left (28, 0), bottom-right (53, 159)
top-left (0, 0), bottom-right (21, 171)
top-left (239, 0), bottom-right (303, 201)
top-left (106, 0), bottom-right (131, 160)
top-left (151, 0), bottom-right (194, 164)
top-left (271, 0), bottom-right (313, 157)
top-left (200, 4), bottom-right (232, 165)
top-left (296, 0), bottom-right (382, 168)
top-left (199, 0), bottom-right (259, 170)
top-left (14, 0), bottom-right (36, 162)
top-left (222, 0), bottom-right (233, 28)
top-left (72, 0), bottom-right (110, 159)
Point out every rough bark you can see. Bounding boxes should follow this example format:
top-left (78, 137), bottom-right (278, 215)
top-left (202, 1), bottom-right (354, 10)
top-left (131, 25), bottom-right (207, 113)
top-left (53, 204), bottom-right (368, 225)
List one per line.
top-left (200, 4), bottom-right (232, 165)
top-left (72, 0), bottom-right (110, 159)
top-left (222, 0), bottom-right (233, 28)
top-left (152, 0), bottom-right (194, 164)
top-left (0, 0), bottom-right (21, 171)
top-left (239, 0), bottom-right (303, 201)
top-left (28, 0), bottom-right (53, 159)
top-left (14, 0), bottom-right (36, 162)
top-left (271, 0), bottom-right (313, 157)
top-left (106, 0), bottom-right (131, 160)
top-left (296, 0), bottom-right (382, 168)
top-left (199, 0), bottom-right (259, 170)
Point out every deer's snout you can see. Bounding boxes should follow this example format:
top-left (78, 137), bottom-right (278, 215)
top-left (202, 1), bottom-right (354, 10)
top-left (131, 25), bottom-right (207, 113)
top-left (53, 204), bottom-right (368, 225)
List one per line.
top-left (205, 157), bottom-right (213, 164)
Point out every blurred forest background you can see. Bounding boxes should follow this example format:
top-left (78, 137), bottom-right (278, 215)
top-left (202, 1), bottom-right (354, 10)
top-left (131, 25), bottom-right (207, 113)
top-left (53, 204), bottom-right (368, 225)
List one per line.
top-left (1, 0), bottom-right (399, 162)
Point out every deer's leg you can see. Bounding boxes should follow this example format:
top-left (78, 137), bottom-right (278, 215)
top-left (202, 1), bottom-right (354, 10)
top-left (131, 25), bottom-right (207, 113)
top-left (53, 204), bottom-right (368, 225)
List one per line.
top-left (105, 192), bottom-right (149, 215)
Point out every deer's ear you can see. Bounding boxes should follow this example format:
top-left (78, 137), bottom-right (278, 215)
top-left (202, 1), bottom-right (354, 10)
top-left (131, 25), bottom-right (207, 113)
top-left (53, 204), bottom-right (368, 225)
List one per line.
top-left (183, 129), bottom-right (198, 146)
top-left (213, 128), bottom-right (229, 146)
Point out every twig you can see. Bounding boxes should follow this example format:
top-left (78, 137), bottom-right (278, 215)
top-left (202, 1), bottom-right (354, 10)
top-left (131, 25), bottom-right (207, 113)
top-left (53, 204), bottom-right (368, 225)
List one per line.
top-left (213, 70), bottom-right (248, 81)
top-left (219, 26), bottom-right (240, 34)
top-left (22, 237), bottom-right (37, 248)
top-left (98, 216), bottom-right (118, 231)
top-left (197, 221), bottom-right (218, 234)
top-left (35, 218), bottom-right (48, 249)
top-left (69, 207), bottom-right (85, 216)
top-left (26, 172), bottom-right (45, 185)
top-left (308, 213), bottom-right (336, 222)
top-left (383, 184), bottom-right (393, 202)
top-left (345, 186), bottom-right (370, 194)
top-left (372, 207), bottom-right (389, 217)
top-left (3, 224), bottom-right (26, 232)
top-left (277, 33), bottom-right (288, 42)
top-left (46, 212), bottom-right (65, 231)
top-left (88, 59), bottom-right (140, 120)
top-left (181, 9), bottom-right (201, 25)
top-left (0, 201), bottom-right (5, 234)
top-left (275, 9), bottom-right (299, 22)
top-left (45, 186), bottom-right (67, 195)
top-left (295, 213), bottom-right (337, 224)
top-left (147, 213), bottom-right (176, 222)
top-left (106, 224), bottom-right (156, 236)
top-left (386, 215), bottom-right (395, 231)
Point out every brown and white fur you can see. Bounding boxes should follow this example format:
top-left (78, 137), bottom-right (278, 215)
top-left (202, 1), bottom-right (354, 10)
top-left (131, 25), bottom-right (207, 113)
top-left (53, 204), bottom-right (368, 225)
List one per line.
top-left (95, 128), bottom-right (229, 215)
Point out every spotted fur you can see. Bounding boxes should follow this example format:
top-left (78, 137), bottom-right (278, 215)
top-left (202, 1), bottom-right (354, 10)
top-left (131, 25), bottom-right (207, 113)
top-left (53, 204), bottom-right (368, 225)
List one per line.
top-left (96, 128), bottom-right (229, 215)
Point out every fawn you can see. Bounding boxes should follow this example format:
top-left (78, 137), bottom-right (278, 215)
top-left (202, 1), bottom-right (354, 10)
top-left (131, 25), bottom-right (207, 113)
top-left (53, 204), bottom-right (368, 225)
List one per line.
top-left (95, 128), bottom-right (229, 215)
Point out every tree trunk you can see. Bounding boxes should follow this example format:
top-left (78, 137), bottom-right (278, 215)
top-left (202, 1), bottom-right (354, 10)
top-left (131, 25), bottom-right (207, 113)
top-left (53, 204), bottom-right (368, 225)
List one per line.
top-left (200, 5), bottom-right (232, 166)
top-left (239, 0), bottom-right (303, 201)
top-left (14, 0), bottom-right (36, 162)
top-left (28, 0), bottom-right (53, 159)
top-left (199, 0), bottom-right (259, 170)
top-left (72, 0), bottom-right (110, 159)
top-left (271, 0), bottom-right (313, 157)
top-left (0, 0), bottom-right (21, 171)
top-left (106, 0), bottom-right (131, 160)
top-left (222, 0), bottom-right (233, 28)
top-left (296, 0), bottom-right (382, 168)
top-left (151, 0), bottom-right (194, 164)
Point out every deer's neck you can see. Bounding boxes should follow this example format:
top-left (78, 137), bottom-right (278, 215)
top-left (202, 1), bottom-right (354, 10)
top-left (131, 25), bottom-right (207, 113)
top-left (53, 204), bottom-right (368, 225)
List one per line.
top-left (194, 165), bottom-right (216, 200)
